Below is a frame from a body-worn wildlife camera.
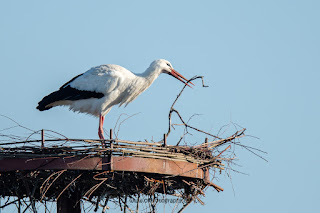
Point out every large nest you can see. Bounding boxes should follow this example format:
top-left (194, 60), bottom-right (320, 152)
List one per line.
top-left (0, 129), bottom-right (245, 212)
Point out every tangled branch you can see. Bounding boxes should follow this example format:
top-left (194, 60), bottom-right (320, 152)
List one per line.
top-left (166, 76), bottom-right (221, 144)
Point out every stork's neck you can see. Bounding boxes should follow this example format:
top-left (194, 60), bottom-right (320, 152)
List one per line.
top-left (137, 66), bottom-right (162, 87)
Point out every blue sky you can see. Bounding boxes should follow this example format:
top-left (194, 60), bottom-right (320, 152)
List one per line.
top-left (1, 1), bottom-right (319, 212)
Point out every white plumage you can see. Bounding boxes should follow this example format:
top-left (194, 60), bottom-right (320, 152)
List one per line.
top-left (37, 59), bottom-right (192, 139)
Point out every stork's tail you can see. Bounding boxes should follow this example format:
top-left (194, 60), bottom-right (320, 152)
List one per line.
top-left (36, 91), bottom-right (60, 111)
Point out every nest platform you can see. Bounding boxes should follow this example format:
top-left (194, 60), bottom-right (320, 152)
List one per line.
top-left (0, 129), bottom-right (245, 212)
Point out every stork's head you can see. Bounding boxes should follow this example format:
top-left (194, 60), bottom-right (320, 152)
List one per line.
top-left (151, 59), bottom-right (194, 88)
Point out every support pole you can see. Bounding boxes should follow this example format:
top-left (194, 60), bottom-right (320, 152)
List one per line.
top-left (110, 129), bottom-right (113, 140)
top-left (204, 137), bottom-right (208, 145)
top-left (57, 190), bottom-right (81, 213)
top-left (41, 129), bottom-right (45, 149)
top-left (163, 134), bottom-right (167, 147)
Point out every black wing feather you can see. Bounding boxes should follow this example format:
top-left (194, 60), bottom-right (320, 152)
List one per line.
top-left (37, 74), bottom-right (104, 111)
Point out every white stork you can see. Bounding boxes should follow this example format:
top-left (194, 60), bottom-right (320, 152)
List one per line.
top-left (37, 59), bottom-right (193, 139)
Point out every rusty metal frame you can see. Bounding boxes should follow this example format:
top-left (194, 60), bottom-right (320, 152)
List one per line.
top-left (0, 155), bottom-right (208, 180)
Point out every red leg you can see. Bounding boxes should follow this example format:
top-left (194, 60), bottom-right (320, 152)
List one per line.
top-left (98, 115), bottom-right (105, 140)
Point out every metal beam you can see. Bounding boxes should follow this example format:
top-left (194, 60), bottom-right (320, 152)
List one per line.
top-left (57, 189), bottom-right (81, 213)
top-left (0, 156), bottom-right (207, 179)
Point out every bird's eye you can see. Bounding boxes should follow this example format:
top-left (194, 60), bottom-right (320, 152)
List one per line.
top-left (166, 63), bottom-right (171, 67)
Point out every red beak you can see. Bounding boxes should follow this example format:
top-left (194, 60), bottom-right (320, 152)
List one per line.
top-left (168, 69), bottom-right (194, 88)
